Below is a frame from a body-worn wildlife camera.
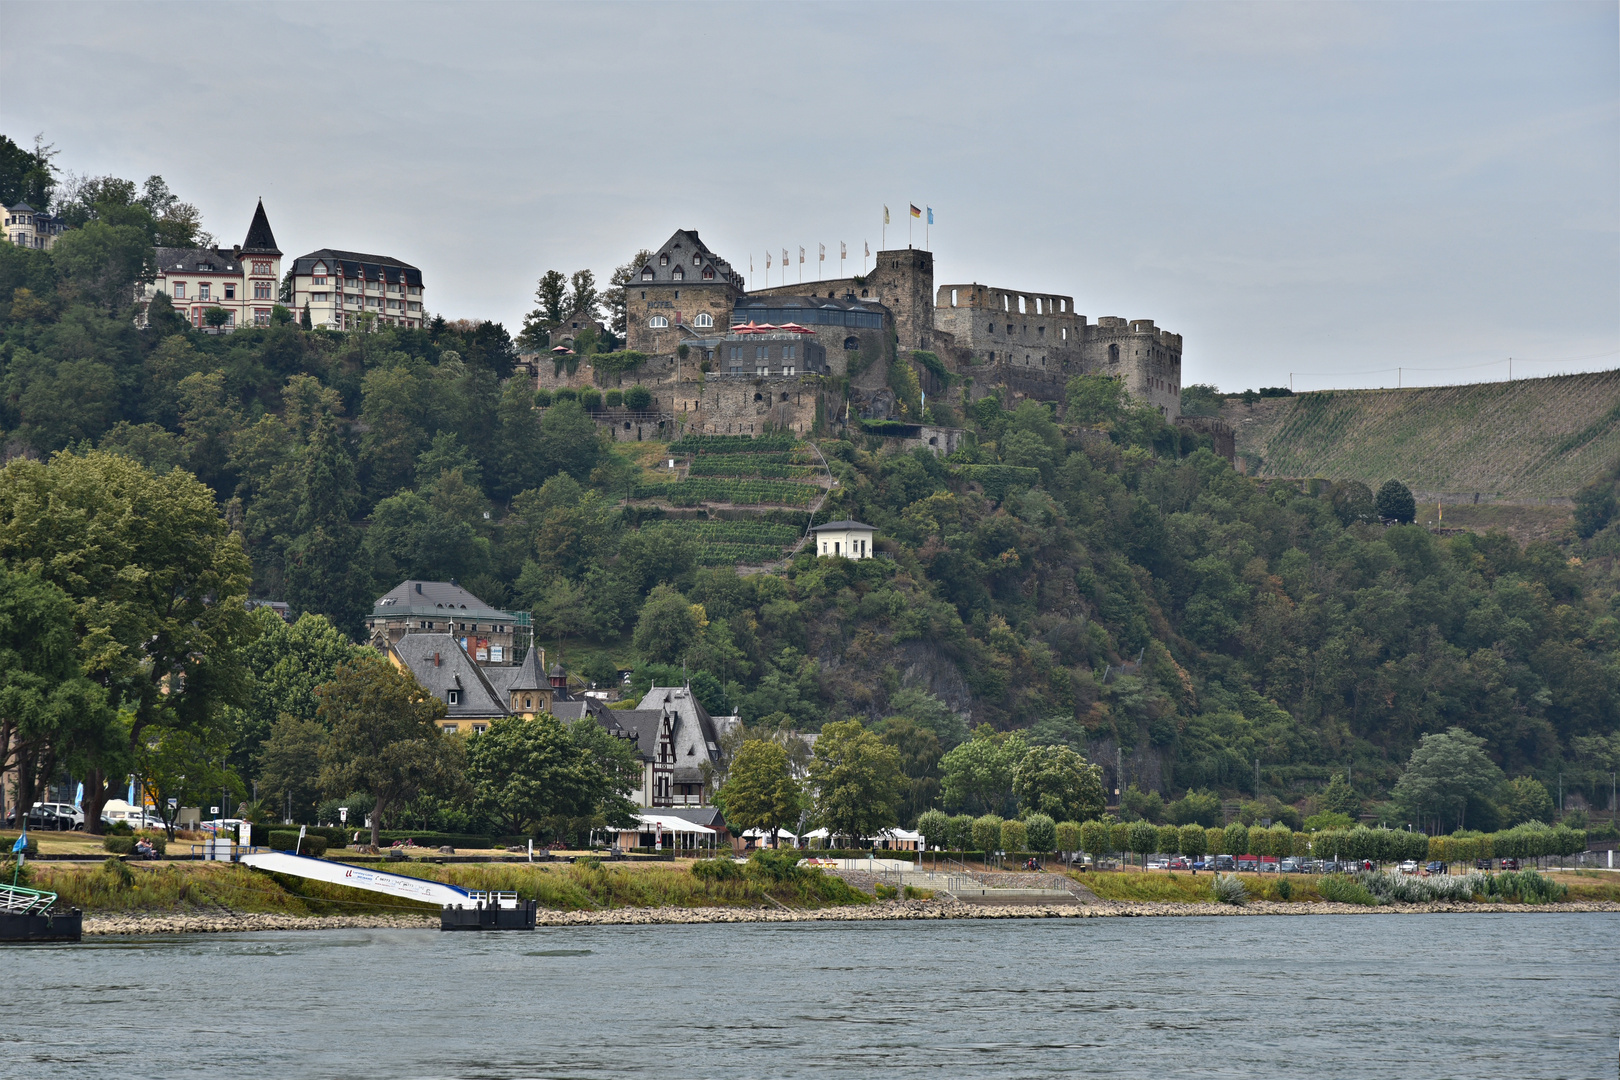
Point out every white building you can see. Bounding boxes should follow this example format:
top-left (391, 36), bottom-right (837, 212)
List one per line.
top-left (811, 520), bottom-right (877, 559)
top-left (289, 248), bottom-right (425, 330)
top-left (144, 200), bottom-right (282, 330)
top-left (3, 201), bottom-right (65, 251)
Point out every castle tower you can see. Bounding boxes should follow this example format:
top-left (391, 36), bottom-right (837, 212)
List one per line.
top-left (865, 248), bottom-right (935, 352)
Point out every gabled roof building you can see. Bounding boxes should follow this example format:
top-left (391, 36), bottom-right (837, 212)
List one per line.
top-left (290, 248), bottom-right (425, 331)
top-left (142, 200), bottom-right (283, 330)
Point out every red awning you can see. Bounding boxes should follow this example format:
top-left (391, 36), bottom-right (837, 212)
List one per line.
top-left (776, 322), bottom-right (816, 334)
top-left (551, 345), bottom-right (573, 353)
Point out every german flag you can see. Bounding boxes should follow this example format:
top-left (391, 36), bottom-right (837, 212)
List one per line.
top-left (909, 204), bottom-right (922, 218)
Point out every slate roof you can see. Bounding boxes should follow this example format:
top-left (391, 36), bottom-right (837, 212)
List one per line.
top-left (293, 248), bottom-right (423, 287)
top-left (390, 633), bottom-right (507, 718)
top-left (635, 230), bottom-right (745, 291)
top-left (154, 247), bottom-right (242, 274)
top-left (484, 646), bottom-right (547, 698)
top-left (597, 708), bottom-right (669, 762)
top-left (658, 805), bottom-right (728, 832)
top-left (811, 520), bottom-right (875, 532)
top-left (240, 199), bottom-right (281, 255)
top-left (373, 580), bottom-right (511, 621)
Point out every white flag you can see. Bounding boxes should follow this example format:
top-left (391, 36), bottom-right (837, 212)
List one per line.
top-left (883, 206), bottom-right (890, 225)
top-left (799, 246), bottom-right (805, 263)
top-left (865, 241), bottom-right (870, 257)
top-left (766, 251), bottom-right (771, 269)
top-left (819, 243), bottom-right (825, 262)
top-left (840, 241), bottom-right (846, 259)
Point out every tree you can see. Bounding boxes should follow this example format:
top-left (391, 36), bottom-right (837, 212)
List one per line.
top-left (465, 714), bottom-right (601, 837)
top-left (878, 715), bottom-right (943, 826)
top-left (1156, 824), bottom-right (1182, 857)
top-left (519, 270), bottom-right (569, 351)
top-left (1012, 744), bottom-right (1105, 822)
top-left (1065, 373), bottom-right (1128, 427)
top-left (0, 134), bottom-right (58, 209)
top-left (316, 655), bottom-right (462, 849)
top-left (0, 567), bottom-right (114, 830)
top-left (285, 413), bottom-right (369, 637)
top-left (808, 719), bottom-right (903, 844)
top-left (1376, 479), bottom-right (1416, 524)
top-left (1319, 773), bottom-right (1361, 818)
top-left (940, 726), bottom-right (1026, 816)
top-left (633, 585), bottom-right (707, 665)
top-left (232, 608), bottom-right (363, 782)
top-left (1128, 820), bottom-right (1159, 867)
top-left (970, 813), bottom-right (1003, 854)
top-left (1054, 820), bottom-right (1081, 853)
top-left (1179, 823), bottom-right (1207, 858)
top-left (716, 739), bottom-right (801, 844)
top-left (567, 269), bottom-right (600, 320)
top-left (1330, 480), bottom-right (1377, 527)
top-left (535, 400), bottom-right (604, 483)
top-left (624, 384), bottom-right (653, 411)
top-left (917, 808), bottom-right (951, 851)
top-left (1391, 727), bottom-right (1504, 832)
top-left (604, 250), bottom-right (652, 337)
top-left (1001, 817), bottom-right (1027, 852)
top-left (257, 714), bottom-right (327, 824)
top-left (488, 380), bottom-right (546, 501)
top-left (1079, 818), bottom-right (1109, 859)
top-left (1024, 812), bottom-right (1056, 852)
top-left (137, 723), bottom-right (237, 839)
top-left (1499, 776), bottom-right (1554, 827)
top-left (50, 221), bottom-right (152, 314)
top-left (1222, 822), bottom-right (1250, 856)
top-left (0, 450), bottom-right (254, 833)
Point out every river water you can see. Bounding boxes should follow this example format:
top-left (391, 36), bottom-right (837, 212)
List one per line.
top-left (5, 913), bottom-right (1616, 1079)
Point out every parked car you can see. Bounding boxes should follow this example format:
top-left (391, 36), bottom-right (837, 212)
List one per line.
top-left (1279, 858), bottom-right (1300, 874)
top-left (1167, 857), bottom-right (1190, 870)
top-left (1149, 859), bottom-right (1169, 871)
top-left (1214, 855), bottom-right (1236, 872)
top-left (1191, 860), bottom-right (1209, 871)
top-left (35, 802), bottom-right (85, 829)
top-left (1499, 858), bottom-right (1520, 871)
top-left (1398, 860), bottom-right (1419, 873)
top-left (1424, 861), bottom-right (1445, 875)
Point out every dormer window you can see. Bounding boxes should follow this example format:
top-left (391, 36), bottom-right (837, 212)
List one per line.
top-left (642, 267), bottom-right (653, 280)
top-left (447, 690), bottom-right (460, 705)
top-left (702, 267), bottom-right (714, 279)
top-left (692, 254), bottom-right (701, 265)
top-left (659, 254), bottom-right (669, 266)
top-left (672, 267), bottom-right (684, 280)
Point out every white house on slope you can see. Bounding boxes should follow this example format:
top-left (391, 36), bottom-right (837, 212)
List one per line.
top-left (811, 520), bottom-right (876, 559)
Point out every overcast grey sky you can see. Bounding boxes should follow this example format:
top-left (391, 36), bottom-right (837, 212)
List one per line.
top-left (3, 2), bottom-right (1615, 392)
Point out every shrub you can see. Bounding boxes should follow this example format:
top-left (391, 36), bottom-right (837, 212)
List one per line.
top-left (534, 388), bottom-right (554, 407)
top-left (103, 836), bottom-right (134, 855)
top-left (1318, 874), bottom-right (1378, 906)
top-left (2, 834), bottom-right (39, 857)
top-left (875, 883), bottom-right (898, 900)
top-left (691, 858), bottom-right (742, 882)
top-left (1212, 873), bottom-right (1247, 905)
top-left (625, 385), bottom-right (653, 410)
top-left (1276, 878), bottom-right (1293, 901)
top-left (554, 387), bottom-right (579, 402)
top-left (1023, 813), bottom-right (1056, 852)
top-left (1054, 821), bottom-right (1081, 853)
top-left (578, 387), bottom-right (603, 410)
top-left (1482, 869), bottom-right (1567, 904)
top-left (604, 389), bottom-right (623, 407)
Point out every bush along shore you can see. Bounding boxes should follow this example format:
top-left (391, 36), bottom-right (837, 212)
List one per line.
top-left (13, 858), bottom-right (1614, 935)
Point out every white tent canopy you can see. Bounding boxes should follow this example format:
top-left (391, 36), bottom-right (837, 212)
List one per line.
top-left (634, 813), bottom-right (716, 835)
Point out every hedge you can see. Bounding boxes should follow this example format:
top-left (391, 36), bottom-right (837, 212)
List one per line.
top-left (375, 831), bottom-right (495, 849)
top-left (258, 825), bottom-right (347, 849)
top-left (1, 834), bottom-right (38, 857)
top-left (267, 832), bottom-right (329, 857)
top-left (103, 833), bottom-right (166, 856)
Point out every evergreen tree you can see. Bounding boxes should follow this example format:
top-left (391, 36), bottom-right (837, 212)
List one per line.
top-left (1376, 479), bottom-right (1417, 524)
top-left (488, 380), bottom-right (545, 501)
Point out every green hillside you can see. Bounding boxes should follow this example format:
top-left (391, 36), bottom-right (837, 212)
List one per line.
top-left (1220, 371), bottom-right (1620, 498)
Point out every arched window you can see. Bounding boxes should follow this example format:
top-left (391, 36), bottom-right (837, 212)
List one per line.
top-left (843, 336), bottom-right (859, 350)
top-left (693, 312), bottom-right (713, 328)
top-left (1108, 343), bottom-right (1119, 363)
top-left (753, 392), bottom-right (763, 402)
top-left (649, 315), bottom-right (669, 328)
top-left (780, 392), bottom-right (789, 401)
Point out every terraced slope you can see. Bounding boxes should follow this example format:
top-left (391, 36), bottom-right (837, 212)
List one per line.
top-left (1219, 371), bottom-right (1620, 499)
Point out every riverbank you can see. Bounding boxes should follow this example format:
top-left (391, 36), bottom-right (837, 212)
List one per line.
top-left (81, 896), bottom-right (1620, 934)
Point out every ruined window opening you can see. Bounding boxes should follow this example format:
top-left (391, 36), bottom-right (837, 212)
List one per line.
top-left (1034, 297), bottom-right (1042, 315)
top-left (1002, 295), bottom-right (1009, 311)
top-left (780, 392), bottom-right (789, 401)
top-left (1061, 327), bottom-right (1067, 341)
top-left (1038, 326), bottom-right (1045, 337)
top-left (987, 322), bottom-right (995, 333)
top-left (950, 288), bottom-right (958, 307)
top-left (860, 289), bottom-right (868, 297)
top-left (1108, 343), bottom-right (1119, 363)
top-left (1018, 296), bottom-right (1027, 314)
top-left (843, 336), bottom-right (858, 350)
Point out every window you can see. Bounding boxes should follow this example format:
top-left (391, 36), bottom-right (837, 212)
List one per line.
top-left (199, 283), bottom-right (210, 300)
top-left (783, 344), bottom-right (795, 360)
top-left (313, 262), bottom-right (327, 277)
top-left (312, 292), bottom-right (329, 302)
top-left (173, 282), bottom-right (186, 299)
top-left (408, 302), bottom-right (421, 311)
top-left (253, 261), bottom-right (270, 275)
top-left (254, 282), bottom-right (272, 300)
top-left (1006, 324), bottom-right (1013, 335)
top-left (756, 346), bottom-right (768, 360)
top-left (254, 309), bottom-right (270, 326)
top-left (1108, 343), bottom-right (1119, 362)
top-left (224, 284), bottom-right (235, 300)
top-left (312, 276), bottom-right (326, 285)
top-left (693, 312), bottom-right (713, 328)
top-left (693, 253), bottom-right (701, 265)
top-left (843, 336), bottom-right (858, 350)
top-left (388, 283), bottom-right (399, 294)
top-left (447, 690), bottom-right (460, 705)
top-left (649, 315), bottom-right (669, 328)
top-left (659, 254), bottom-right (669, 266)
top-left (702, 267), bottom-right (714, 279)
top-left (987, 321), bottom-right (994, 333)
top-left (409, 286), bottom-right (420, 296)
top-left (672, 267), bottom-right (684, 280)
top-left (642, 267), bottom-right (654, 280)
top-left (346, 278), bottom-right (358, 289)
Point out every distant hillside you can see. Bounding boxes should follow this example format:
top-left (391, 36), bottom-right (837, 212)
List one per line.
top-left (1218, 371), bottom-right (1620, 499)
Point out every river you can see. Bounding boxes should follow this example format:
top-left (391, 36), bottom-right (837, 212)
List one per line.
top-left (5, 912), bottom-right (1616, 1079)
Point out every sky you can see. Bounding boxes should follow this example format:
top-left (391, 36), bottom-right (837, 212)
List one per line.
top-left (2, 2), bottom-right (1615, 392)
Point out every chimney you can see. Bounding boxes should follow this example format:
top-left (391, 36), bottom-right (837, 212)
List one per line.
top-left (415, 582), bottom-right (423, 594)
top-left (434, 652), bottom-right (441, 667)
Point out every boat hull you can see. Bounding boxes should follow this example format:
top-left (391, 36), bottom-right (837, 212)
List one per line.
top-left (440, 901), bottom-right (537, 931)
top-left (0, 909), bottom-right (83, 943)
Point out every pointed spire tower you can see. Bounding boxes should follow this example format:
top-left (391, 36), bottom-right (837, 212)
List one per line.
top-left (241, 198), bottom-right (281, 256)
